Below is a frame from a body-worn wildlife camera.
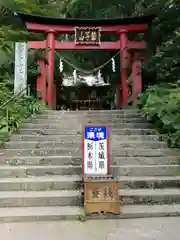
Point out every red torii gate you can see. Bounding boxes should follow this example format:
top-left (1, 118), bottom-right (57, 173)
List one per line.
top-left (16, 12), bottom-right (155, 109)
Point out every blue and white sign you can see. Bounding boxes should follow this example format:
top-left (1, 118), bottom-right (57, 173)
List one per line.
top-left (83, 125), bottom-right (109, 175)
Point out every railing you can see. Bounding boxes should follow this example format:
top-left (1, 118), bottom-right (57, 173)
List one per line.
top-left (0, 85), bottom-right (31, 140)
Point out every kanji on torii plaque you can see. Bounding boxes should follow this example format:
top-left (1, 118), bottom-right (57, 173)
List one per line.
top-left (75, 27), bottom-right (101, 45)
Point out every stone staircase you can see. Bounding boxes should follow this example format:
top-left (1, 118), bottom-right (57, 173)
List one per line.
top-left (0, 109), bottom-right (179, 221)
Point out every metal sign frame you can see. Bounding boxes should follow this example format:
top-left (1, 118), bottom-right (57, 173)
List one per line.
top-left (82, 124), bottom-right (110, 177)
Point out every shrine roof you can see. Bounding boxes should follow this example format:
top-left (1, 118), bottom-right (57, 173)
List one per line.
top-left (15, 11), bottom-right (156, 26)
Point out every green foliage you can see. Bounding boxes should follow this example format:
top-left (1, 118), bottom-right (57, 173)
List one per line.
top-left (0, 79), bottom-right (46, 141)
top-left (139, 83), bottom-right (180, 148)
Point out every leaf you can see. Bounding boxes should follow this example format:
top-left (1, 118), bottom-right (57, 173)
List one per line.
top-left (140, 85), bottom-right (180, 148)
top-left (162, 115), bottom-right (173, 126)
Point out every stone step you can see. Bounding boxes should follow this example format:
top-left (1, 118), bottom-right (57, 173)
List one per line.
top-left (45, 109), bottom-right (139, 114)
top-left (21, 122), bottom-right (151, 129)
top-left (40, 109), bottom-right (138, 113)
top-left (0, 165), bottom-right (179, 178)
top-left (87, 204), bottom-right (180, 220)
top-left (35, 113), bottom-right (143, 119)
top-left (112, 165), bottom-right (180, 176)
top-left (0, 176), bottom-right (179, 191)
top-left (113, 156), bottom-right (179, 165)
top-left (0, 206), bottom-right (82, 222)
top-left (0, 175), bottom-right (81, 191)
top-left (45, 109), bottom-right (138, 114)
top-left (10, 134), bottom-right (83, 141)
top-left (1, 156), bottom-right (81, 166)
top-left (0, 204), bottom-right (180, 222)
top-left (120, 188), bottom-right (180, 205)
top-left (18, 128), bottom-right (156, 135)
top-left (25, 118), bottom-right (148, 124)
top-left (4, 140), bottom-right (167, 149)
top-left (0, 148), bottom-right (179, 157)
top-left (0, 165), bottom-right (81, 177)
top-left (0, 188), bottom-right (179, 208)
top-left (10, 134), bottom-right (160, 141)
top-left (0, 147), bottom-right (178, 157)
top-left (33, 116), bottom-right (143, 121)
top-left (2, 155), bottom-right (178, 166)
top-left (0, 190), bottom-right (81, 207)
top-left (118, 176), bottom-right (180, 189)
top-left (110, 139), bottom-right (167, 149)
top-left (30, 112), bottom-right (144, 123)
top-left (41, 110), bottom-right (139, 116)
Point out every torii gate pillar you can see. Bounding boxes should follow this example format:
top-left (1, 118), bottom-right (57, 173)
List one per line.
top-left (36, 58), bottom-right (46, 101)
top-left (46, 30), bottom-right (56, 108)
top-left (116, 30), bottom-right (129, 108)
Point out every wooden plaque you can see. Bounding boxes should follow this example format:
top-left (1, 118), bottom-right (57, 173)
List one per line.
top-left (84, 177), bottom-right (120, 215)
top-left (75, 27), bottom-right (101, 45)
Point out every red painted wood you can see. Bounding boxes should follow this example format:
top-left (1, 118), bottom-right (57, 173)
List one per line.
top-left (116, 80), bottom-right (121, 109)
top-left (25, 22), bottom-right (148, 33)
top-left (132, 60), bottom-right (142, 105)
top-left (82, 125), bottom-right (85, 179)
top-left (36, 59), bottom-right (46, 101)
top-left (128, 40), bottom-right (146, 49)
top-left (120, 30), bottom-right (128, 107)
top-left (122, 49), bottom-right (131, 69)
top-left (46, 31), bottom-right (55, 108)
top-left (29, 41), bottom-right (119, 49)
top-left (36, 67), bottom-right (41, 99)
top-left (54, 41), bottom-right (119, 50)
top-left (28, 41), bottom-right (46, 49)
top-left (132, 61), bottom-right (136, 103)
top-left (41, 60), bottom-right (46, 101)
top-left (28, 40), bottom-right (146, 50)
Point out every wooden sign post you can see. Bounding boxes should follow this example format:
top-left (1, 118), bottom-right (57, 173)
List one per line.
top-left (84, 176), bottom-right (120, 215)
top-left (82, 125), bottom-right (120, 215)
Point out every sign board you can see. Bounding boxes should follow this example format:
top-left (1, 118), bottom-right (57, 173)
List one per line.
top-left (83, 125), bottom-right (109, 176)
top-left (75, 27), bottom-right (101, 45)
top-left (14, 42), bottom-right (28, 94)
top-left (84, 178), bottom-right (120, 215)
